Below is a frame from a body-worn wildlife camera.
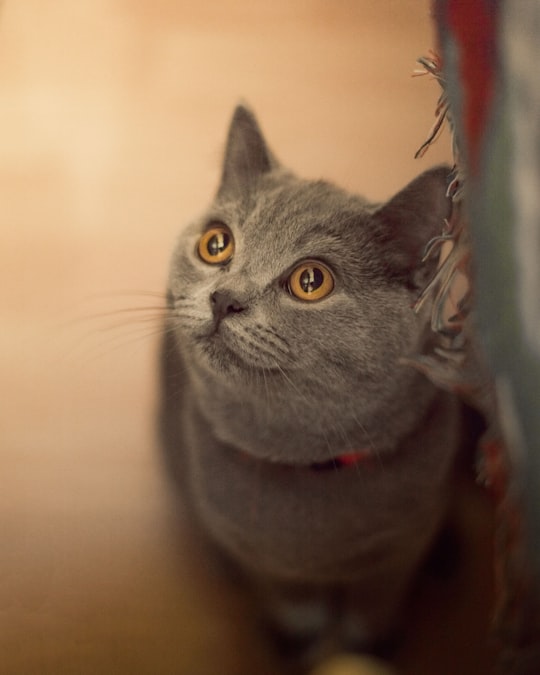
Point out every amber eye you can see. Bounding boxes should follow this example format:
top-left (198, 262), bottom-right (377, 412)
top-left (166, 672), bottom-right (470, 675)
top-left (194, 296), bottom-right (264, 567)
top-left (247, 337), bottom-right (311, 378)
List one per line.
top-left (198, 224), bottom-right (235, 264)
top-left (287, 261), bottom-right (334, 301)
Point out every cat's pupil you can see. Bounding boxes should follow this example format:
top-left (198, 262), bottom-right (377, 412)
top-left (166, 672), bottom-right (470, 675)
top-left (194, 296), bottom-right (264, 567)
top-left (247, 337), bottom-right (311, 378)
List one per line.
top-left (300, 267), bottom-right (323, 294)
top-left (208, 232), bottom-right (229, 256)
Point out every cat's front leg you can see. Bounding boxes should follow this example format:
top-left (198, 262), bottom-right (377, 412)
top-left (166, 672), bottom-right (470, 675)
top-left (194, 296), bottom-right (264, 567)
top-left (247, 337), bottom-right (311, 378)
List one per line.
top-left (252, 577), bottom-right (405, 668)
top-left (250, 578), bottom-right (340, 666)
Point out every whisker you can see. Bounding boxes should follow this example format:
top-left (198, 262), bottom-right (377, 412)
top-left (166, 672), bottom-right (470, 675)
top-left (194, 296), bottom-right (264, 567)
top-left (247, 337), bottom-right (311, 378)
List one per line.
top-left (92, 314), bottom-right (169, 333)
top-left (274, 364), bottom-right (314, 415)
top-left (81, 289), bottom-right (167, 301)
top-left (263, 366), bottom-right (270, 402)
top-left (65, 306), bottom-right (168, 327)
top-left (77, 321), bottom-right (175, 364)
top-left (62, 291), bottom-right (171, 363)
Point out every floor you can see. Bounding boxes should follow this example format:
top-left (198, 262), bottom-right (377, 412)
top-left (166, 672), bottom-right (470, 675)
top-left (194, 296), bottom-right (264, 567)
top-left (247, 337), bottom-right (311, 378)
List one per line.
top-left (0, 1), bottom-right (496, 673)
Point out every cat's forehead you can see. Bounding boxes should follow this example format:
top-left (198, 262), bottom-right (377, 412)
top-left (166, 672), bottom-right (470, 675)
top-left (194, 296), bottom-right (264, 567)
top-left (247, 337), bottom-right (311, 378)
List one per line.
top-left (224, 176), bottom-right (374, 264)
top-left (252, 175), bottom-right (369, 227)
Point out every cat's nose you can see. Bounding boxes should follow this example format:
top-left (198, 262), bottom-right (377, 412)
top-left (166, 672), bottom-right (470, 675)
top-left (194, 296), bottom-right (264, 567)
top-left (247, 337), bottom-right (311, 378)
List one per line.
top-left (210, 290), bottom-right (246, 323)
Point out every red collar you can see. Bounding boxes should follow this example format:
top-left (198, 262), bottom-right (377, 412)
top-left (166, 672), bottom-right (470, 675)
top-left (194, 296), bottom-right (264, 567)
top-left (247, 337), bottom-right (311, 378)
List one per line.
top-left (311, 449), bottom-right (372, 471)
top-left (237, 447), bottom-right (372, 471)
top-left (337, 450), bottom-right (372, 466)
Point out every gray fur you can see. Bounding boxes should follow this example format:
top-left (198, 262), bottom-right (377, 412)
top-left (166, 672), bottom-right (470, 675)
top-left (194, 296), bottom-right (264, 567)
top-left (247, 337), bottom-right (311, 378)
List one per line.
top-left (160, 106), bottom-right (463, 658)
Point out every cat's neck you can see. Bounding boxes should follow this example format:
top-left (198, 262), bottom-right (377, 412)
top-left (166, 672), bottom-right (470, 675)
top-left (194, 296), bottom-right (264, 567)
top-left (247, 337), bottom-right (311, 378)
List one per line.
top-left (186, 356), bottom-right (441, 466)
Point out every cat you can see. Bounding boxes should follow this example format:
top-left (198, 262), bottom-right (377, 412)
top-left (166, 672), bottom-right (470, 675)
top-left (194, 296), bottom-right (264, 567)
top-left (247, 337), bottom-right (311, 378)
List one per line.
top-left (159, 105), bottom-right (471, 666)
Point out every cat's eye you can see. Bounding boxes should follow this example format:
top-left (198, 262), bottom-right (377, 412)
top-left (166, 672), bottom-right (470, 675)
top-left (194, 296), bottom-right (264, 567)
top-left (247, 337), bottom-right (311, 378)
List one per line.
top-left (198, 223), bottom-right (235, 265)
top-left (287, 261), bottom-right (334, 302)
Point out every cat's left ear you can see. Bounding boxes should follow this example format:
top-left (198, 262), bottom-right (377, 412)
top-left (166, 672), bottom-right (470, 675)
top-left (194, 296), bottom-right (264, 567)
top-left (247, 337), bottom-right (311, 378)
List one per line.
top-left (373, 166), bottom-right (452, 286)
top-left (217, 105), bottom-right (279, 199)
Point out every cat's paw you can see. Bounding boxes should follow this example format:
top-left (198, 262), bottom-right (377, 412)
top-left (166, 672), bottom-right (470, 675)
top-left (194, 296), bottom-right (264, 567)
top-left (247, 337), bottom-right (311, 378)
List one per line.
top-left (309, 654), bottom-right (397, 675)
top-left (262, 608), bottom-right (329, 668)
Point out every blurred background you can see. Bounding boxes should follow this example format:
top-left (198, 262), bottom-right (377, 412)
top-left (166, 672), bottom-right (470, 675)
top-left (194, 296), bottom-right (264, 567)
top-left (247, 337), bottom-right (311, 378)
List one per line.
top-left (0, 1), bottom-right (494, 673)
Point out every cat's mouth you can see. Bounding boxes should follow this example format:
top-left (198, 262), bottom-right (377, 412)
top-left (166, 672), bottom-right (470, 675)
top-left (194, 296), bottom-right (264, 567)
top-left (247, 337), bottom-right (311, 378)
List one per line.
top-left (196, 331), bottom-right (286, 375)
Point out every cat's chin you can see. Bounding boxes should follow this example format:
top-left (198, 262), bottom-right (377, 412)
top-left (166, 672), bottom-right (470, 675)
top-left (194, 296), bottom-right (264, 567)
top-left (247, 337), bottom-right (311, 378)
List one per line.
top-left (192, 333), bottom-right (285, 380)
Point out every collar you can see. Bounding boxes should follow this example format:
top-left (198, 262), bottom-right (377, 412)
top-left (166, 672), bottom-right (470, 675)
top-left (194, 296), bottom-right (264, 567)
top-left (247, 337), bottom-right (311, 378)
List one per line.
top-left (237, 447), bottom-right (373, 471)
top-left (310, 449), bottom-right (372, 471)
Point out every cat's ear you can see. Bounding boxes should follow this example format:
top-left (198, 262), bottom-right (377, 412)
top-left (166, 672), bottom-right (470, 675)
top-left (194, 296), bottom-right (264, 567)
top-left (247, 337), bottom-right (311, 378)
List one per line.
top-left (373, 166), bottom-right (452, 286)
top-left (217, 105), bottom-right (279, 198)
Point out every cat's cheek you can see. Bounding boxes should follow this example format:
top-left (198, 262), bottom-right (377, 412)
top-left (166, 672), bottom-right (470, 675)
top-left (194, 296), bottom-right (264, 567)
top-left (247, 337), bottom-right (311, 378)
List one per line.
top-left (278, 295), bottom-right (354, 336)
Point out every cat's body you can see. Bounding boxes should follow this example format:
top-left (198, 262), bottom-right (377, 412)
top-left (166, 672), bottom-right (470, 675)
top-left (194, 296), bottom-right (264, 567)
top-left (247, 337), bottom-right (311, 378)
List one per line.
top-left (160, 106), bottom-right (466, 661)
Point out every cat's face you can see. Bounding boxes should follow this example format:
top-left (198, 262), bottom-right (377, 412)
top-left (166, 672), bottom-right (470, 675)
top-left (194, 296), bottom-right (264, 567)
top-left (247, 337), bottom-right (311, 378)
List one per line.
top-left (166, 106), bottom-right (451, 460)
top-left (170, 176), bottom-right (410, 379)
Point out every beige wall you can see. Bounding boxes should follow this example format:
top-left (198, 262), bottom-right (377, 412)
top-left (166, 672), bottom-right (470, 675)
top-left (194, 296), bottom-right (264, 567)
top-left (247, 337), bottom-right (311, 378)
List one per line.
top-left (0, 2), bottom-right (494, 673)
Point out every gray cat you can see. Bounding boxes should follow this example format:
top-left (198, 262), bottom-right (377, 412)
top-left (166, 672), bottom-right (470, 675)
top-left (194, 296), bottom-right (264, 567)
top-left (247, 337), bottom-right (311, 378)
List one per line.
top-left (160, 106), bottom-right (470, 665)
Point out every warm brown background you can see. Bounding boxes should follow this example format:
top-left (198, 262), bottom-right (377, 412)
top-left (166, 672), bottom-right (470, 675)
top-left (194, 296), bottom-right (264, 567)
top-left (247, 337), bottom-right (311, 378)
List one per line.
top-left (0, 1), bottom-right (494, 674)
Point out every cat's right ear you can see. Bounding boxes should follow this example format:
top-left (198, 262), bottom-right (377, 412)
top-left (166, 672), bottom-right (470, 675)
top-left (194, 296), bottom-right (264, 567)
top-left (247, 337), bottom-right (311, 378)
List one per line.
top-left (217, 105), bottom-right (278, 199)
top-left (373, 166), bottom-right (452, 287)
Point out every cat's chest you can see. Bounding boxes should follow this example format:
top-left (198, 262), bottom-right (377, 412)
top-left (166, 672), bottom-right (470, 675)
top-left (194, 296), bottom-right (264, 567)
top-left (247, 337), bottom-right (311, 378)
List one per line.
top-left (181, 391), bottom-right (461, 581)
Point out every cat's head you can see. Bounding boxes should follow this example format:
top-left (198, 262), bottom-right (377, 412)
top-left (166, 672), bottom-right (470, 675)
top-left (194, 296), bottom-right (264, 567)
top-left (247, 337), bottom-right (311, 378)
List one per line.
top-left (166, 106), bottom-right (451, 459)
